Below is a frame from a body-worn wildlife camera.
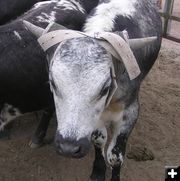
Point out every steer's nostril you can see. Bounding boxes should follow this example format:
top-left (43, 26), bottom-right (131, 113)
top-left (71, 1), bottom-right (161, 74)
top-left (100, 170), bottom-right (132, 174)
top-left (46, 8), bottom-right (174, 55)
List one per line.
top-left (55, 134), bottom-right (90, 158)
top-left (58, 143), bottom-right (81, 157)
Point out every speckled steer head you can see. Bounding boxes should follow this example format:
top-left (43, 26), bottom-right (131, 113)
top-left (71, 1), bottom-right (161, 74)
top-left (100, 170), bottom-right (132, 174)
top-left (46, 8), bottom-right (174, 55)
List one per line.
top-left (24, 21), bottom-right (117, 158)
top-left (50, 37), bottom-right (113, 157)
top-left (24, 21), bottom-right (155, 158)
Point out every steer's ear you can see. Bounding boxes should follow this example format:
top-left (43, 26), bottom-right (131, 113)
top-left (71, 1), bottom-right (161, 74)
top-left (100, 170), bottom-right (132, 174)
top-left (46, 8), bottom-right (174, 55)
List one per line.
top-left (23, 20), bottom-right (44, 38)
top-left (105, 66), bottom-right (118, 107)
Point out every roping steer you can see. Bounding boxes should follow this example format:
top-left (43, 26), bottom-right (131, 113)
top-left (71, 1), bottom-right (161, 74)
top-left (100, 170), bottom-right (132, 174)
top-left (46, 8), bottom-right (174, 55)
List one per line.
top-left (1, 0), bottom-right (162, 180)
top-left (24, 0), bottom-right (162, 180)
top-left (0, 0), bottom-right (99, 144)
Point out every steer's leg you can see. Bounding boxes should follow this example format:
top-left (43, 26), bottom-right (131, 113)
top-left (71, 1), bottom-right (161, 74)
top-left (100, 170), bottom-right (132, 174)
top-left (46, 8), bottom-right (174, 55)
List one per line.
top-left (107, 100), bottom-right (139, 181)
top-left (90, 127), bottom-right (107, 181)
top-left (29, 107), bottom-right (54, 148)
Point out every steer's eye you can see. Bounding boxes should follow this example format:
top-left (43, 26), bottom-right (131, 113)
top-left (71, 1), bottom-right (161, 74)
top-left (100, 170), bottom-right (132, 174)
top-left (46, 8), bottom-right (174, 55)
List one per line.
top-left (100, 86), bottom-right (110, 97)
top-left (96, 77), bottom-right (111, 100)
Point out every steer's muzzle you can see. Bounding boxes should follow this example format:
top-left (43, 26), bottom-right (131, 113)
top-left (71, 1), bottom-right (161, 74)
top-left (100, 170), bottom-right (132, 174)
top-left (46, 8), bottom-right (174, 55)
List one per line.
top-left (55, 133), bottom-right (91, 158)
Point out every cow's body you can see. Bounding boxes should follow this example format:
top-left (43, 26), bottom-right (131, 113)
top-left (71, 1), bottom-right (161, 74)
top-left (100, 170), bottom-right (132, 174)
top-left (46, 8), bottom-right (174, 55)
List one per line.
top-left (0, 0), bottom-right (161, 180)
top-left (0, 0), bottom-right (49, 25)
top-left (84, 0), bottom-right (162, 75)
top-left (80, 1), bottom-right (161, 179)
top-left (26, 0), bottom-right (161, 180)
top-left (0, 0), bottom-right (99, 134)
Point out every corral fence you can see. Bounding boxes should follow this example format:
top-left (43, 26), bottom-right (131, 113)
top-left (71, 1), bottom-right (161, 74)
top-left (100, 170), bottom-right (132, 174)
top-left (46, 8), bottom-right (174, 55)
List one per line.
top-left (159, 0), bottom-right (180, 43)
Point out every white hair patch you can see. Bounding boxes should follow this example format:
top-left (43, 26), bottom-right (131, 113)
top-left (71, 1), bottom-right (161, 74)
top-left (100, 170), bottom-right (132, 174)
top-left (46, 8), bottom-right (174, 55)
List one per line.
top-left (36, 11), bottom-right (56, 23)
top-left (84, 0), bottom-right (137, 33)
top-left (56, 0), bottom-right (85, 13)
top-left (0, 104), bottom-right (21, 131)
top-left (14, 31), bottom-right (22, 40)
top-left (32, 0), bottom-right (54, 10)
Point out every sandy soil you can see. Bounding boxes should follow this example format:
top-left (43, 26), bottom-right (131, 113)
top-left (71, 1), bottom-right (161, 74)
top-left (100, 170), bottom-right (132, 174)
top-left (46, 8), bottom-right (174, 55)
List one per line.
top-left (122, 38), bottom-right (180, 181)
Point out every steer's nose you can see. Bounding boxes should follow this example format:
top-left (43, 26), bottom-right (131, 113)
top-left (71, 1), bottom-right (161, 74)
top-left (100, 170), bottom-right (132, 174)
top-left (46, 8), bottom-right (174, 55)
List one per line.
top-left (55, 133), bottom-right (90, 158)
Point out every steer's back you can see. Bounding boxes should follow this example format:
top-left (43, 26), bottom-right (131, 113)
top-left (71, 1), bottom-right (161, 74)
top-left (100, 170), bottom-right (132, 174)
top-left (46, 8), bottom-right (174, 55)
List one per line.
top-left (84, 0), bottom-right (162, 79)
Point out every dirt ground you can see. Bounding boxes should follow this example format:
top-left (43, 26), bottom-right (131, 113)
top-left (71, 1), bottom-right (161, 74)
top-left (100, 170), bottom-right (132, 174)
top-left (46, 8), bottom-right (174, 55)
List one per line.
top-left (1, 2), bottom-right (180, 181)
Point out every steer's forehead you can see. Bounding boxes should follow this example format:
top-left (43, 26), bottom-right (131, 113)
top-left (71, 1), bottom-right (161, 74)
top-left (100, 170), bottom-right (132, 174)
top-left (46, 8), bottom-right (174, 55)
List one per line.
top-left (50, 37), bottom-right (112, 92)
top-left (51, 37), bottom-right (112, 79)
top-left (52, 37), bottom-right (112, 65)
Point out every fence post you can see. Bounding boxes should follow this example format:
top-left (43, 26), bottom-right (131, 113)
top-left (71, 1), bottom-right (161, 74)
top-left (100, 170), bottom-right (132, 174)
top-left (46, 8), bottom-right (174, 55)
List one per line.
top-left (163, 0), bottom-right (174, 37)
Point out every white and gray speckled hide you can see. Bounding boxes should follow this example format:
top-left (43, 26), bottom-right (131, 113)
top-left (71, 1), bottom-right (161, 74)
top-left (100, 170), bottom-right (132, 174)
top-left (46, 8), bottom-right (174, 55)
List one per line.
top-left (47, 0), bottom-right (161, 180)
top-left (3, 0), bottom-right (161, 180)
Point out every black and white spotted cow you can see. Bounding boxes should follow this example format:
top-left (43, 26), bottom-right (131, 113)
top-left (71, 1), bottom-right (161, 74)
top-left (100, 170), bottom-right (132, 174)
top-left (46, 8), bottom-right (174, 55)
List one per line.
top-left (24, 0), bottom-right (162, 180)
top-left (0, 0), bottom-right (99, 145)
top-left (0, 0), bottom-right (50, 25)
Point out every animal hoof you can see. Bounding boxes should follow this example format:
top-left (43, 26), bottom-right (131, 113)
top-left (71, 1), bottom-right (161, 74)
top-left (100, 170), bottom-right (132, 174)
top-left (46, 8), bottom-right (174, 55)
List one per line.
top-left (29, 140), bottom-right (43, 149)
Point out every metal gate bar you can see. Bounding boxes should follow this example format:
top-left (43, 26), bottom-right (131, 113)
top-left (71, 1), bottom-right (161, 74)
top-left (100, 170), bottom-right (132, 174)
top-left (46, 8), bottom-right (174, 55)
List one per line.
top-left (160, 0), bottom-right (180, 43)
